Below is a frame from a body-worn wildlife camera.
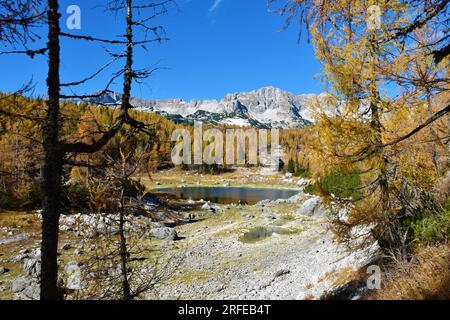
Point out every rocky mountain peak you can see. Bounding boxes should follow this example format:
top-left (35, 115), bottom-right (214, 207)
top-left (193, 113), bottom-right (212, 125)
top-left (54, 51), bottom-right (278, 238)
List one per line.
top-left (87, 87), bottom-right (326, 128)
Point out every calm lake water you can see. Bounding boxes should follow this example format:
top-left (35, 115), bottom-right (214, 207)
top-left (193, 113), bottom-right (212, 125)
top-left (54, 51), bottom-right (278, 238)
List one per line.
top-left (154, 186), bottom-right (299, 205)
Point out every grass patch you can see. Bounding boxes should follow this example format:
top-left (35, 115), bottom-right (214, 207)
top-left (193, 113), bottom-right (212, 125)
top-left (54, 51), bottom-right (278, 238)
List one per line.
top-left (403, 207), bottom-right (450, 244)
top-left (168, 269), bottom-right (222, 285)
top-left (238, 226), bottom-right (302, 244)
top-left (367, 244), bottom-right (450, 300)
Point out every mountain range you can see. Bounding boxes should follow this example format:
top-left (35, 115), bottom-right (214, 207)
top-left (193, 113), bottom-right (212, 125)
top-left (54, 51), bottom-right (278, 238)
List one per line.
top-left (88, 87), bottom-right (332, 128)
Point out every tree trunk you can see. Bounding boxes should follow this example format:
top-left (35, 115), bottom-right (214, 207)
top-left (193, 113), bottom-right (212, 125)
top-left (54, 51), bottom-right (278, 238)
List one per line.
top-left (121, 0), bottom-right (133, 111)
top-left (426, 88), bottom-right (440, 175)
top-left (119, 199), bottom-right (132, 300)
top-left (370, 99), bottom-right (390, 213)
top-left (368, 33), bottom-right (390, 220)
top-left (119, 2), bottom-right (135, 299)
top-left (40, 0), bottom-right (62, 300)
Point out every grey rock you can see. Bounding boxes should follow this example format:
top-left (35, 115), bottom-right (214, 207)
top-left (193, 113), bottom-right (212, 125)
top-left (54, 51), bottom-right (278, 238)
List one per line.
top-left (0, 267), bottom-right (9, 275)
top-left (19, 249), bottom-right (30, 255)
top-left (297, 178), bottom-right (311, 187)
top-left (297, 196), bottom-right (325, 216)
top-left (96, 222), bottom-right (119, 235)
top-left (11, 277), bottom-right (31, 293)
top-left (201, 203), bottom-right (211, 211)
top-left (150, 227), bottom-right (178, 240)
top-left (11, 276), bottom-right (40, 299)
top-left (23, 257), bottom-right (41, 278)
top-left (202, 203), bottom-right (221, 214)
top-left (241, 213), bottom-right (255, 219)
top-left (65, 261), bottom-right (82, 290)
top-left (60, 225), bottom-right (74, 232)
top-left (274, 269), bottom-right (291, 279)
top-left (20, 282), bottom-right (40, 300)
top-left (64, 261), bottom-right (80, 273)
top-left (11, 253), bottom-right (29, 263)
top-left (216, 285), bottom-right (226, 292)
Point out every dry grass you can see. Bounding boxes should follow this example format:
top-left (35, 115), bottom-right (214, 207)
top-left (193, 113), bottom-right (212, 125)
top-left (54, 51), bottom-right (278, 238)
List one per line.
top-left (305, 283), bottom-right (314, 290)
top-left (0, 211), bottom-right (39, 231)
top-left (316, 267), bottom-right (359, 287)
top-left (367, 243), bottom-right (450, 300)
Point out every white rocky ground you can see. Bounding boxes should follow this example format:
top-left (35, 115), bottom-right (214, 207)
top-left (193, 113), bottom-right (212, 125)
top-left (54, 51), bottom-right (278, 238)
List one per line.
top-left (146, 193), bottom-right (379, 300)
top-left (0, 175), bottom-right (380, 300)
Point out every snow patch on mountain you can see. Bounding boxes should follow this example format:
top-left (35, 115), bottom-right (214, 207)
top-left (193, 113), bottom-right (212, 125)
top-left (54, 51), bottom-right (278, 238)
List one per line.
top-left (87, 87), bottom-right (335, 128)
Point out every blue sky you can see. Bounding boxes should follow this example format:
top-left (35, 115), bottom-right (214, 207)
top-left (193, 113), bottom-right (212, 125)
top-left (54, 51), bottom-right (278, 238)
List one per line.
top-left (0, 0), bottom-right (323, 101)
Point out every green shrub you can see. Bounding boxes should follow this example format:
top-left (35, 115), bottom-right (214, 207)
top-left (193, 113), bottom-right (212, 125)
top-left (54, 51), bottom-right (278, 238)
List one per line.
top-left (307, 169), bottom-right (361, 198)
top-left (304, 182), bottom-right (318, 195)
top-left (404, 207), bottom-right (450, 244)
top-left (287, 159), bottom-right (295, 174)
top-left (294, 167), bottom-right (310, 178)
top-left (66, 183), bottom-right (90, 210)
top-left (119, 179), bottom-right (146, 198)
top-left (26, 181), bottom-right (43, 209)
top-left (0, 188), bottom-right (20, 210)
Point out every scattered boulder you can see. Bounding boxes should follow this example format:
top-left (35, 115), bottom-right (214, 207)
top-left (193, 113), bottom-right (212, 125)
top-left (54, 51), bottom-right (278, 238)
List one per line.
top-left (11, 253), bottom-right (28, 263)
top-left (274, 269), bottom-right (291, 279)
top-left (241, 213), bottom-right (255, 219)
top-left (297, 178), bottom-right (311, 187)
top-left (201, 203), bottom-right (221, 214)
top-left (95, 221), bottom-right (119, 236)
top-left (215, 285), bottom-right (226, 292)
top-left (64, 261), bottom-right (82, 290)
top-left (19, 249), bottom-right (30, 255)
top-left (263, 215), bottom-right (277, 222)
top-left (297, 196), bottom-right (325, 216)
top-left (62, 243), bottom-right (71, 250)
top-left (22, 248), bottom-right (41, 278)
top-left (11, 277), bottom-right (40, 300)
top-left (11, 277), bottom-right (32, 293)
top-left (150, 227), bottom-right (178, 240)
top-left (0, 267), bottom-right (9, 275)
top-left (23, 257), bottom-right (41, 278)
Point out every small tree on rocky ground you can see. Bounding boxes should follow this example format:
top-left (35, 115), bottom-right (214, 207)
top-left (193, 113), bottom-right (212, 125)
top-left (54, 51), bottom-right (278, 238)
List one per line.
top-left (67, 146), bottom-right (183, 300)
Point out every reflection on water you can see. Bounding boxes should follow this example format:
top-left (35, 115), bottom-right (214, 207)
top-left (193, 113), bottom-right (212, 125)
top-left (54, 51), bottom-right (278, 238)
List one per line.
top-left (154, 186), bottom-right (298, 205)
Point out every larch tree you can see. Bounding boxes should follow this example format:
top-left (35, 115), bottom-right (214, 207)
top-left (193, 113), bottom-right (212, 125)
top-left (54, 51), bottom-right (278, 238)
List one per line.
top-left (270, 0), bottom-right (449, 247)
